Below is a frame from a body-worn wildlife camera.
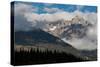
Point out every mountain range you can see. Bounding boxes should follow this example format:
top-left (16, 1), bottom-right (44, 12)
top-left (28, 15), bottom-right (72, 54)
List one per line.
top-left (14, 29), bottom-right (96, 61)
top-left (15, 29), bottom-right (80, 55)
top-left (43, 15), bottom-right (92, 39)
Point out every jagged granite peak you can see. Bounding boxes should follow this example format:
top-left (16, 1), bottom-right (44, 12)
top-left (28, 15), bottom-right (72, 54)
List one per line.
top-left (43, 15), bottom-right (92, 39)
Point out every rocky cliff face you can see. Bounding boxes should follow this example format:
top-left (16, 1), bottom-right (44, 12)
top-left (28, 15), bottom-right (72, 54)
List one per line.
top-left (43, 15), bottom-right (92, 39)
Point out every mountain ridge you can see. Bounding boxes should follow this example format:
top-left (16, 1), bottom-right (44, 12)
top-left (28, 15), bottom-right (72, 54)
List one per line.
top-left (14, 29), bottom-right (82, 57)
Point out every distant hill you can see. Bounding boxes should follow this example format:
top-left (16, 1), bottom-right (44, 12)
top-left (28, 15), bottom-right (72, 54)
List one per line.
top-left (15, 29), bottom-right (83, 57)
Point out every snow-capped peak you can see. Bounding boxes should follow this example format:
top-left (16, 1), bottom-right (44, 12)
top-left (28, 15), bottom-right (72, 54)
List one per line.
top-left (49, 26), bottom-right (57, 31)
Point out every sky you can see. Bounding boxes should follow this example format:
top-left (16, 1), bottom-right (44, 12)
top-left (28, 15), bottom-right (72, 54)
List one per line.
top-left (13, 1), bottom-right (97, 50)
top-left (14, 1), bottom-right (97, 14)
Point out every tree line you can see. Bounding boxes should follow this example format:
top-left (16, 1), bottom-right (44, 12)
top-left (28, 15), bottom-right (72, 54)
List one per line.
top-left (14, 48), bottom-right (84, 65)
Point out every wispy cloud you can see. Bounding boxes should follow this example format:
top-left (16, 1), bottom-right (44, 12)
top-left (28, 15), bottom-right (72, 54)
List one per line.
top-left (44, 7), bottom-right (64, 13)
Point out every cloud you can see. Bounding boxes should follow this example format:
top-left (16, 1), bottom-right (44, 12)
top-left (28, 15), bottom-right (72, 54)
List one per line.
top-left (14, 14), bottom-right (33, 31)
top-left (24, 12), bottom-right (76, 23)
top-left (14, 3), bottom-right (97, 27)
top-left (62, 37), bottom-right (97, 50)
top-left (76, 5), bottom-right (84, 11)
top-left (44, 7), bottom-right (64, 13)
top-left (86, 24), bottom-right (97, 40)
top-left (14, 3), bottom-right (38, 16)
top-left (14, 3), bottom-right (38, 31)
top-left (43, 3), bottom-right (54, 7)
